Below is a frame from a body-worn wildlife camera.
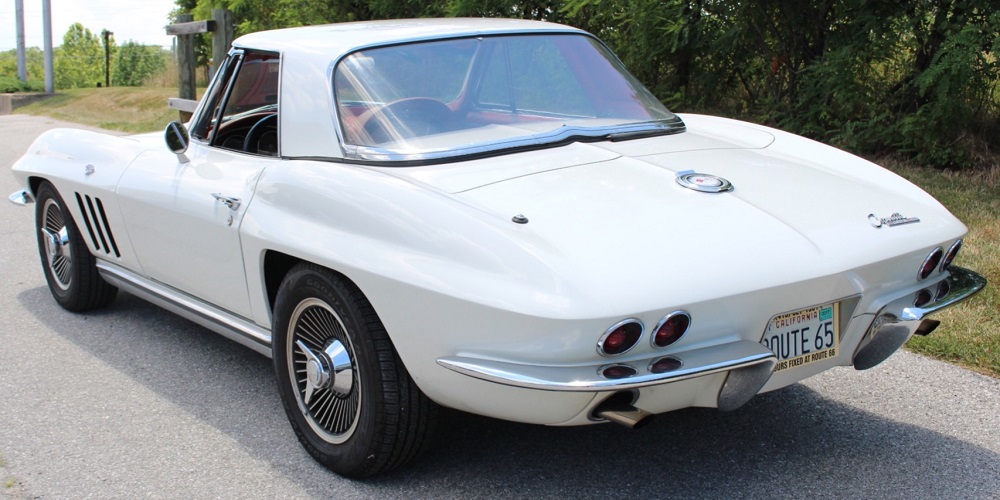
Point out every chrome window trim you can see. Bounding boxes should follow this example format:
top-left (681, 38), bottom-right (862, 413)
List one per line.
top-left (342, 118), bottom-right (685, 164)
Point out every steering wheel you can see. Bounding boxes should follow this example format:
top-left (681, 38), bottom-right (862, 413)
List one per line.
top-left (243, 114), bottom-right (278, 155)
top-left (360, 98), bottom-right (454, 145)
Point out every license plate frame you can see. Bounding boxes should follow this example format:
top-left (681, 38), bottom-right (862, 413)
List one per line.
top-left (761, 302), bottom-right (840, 373)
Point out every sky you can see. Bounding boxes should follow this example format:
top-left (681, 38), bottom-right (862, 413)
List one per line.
top-left (0, 0), bottom-right (180, 51)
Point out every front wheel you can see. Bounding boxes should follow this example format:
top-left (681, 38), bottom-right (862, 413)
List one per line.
top-left (272, 263), bottom-right (436, 478)
top-left (34, 181), bottom-right (117, 312)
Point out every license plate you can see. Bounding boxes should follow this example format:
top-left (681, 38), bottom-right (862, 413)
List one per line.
top-left (760, 302), bottom-right (839, 373)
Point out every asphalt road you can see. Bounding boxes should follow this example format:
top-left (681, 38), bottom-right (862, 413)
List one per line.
top-left (1, 115), bottom-right (998, 499)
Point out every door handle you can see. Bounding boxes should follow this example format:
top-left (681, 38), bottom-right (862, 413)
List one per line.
top-left (211, 193), bottom-right (241, 211)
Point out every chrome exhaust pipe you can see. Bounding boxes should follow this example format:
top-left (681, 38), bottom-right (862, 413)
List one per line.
top-left (595, 406), bottom-right (654, 429)
top-left (592, 392), bottom-right (654, 429)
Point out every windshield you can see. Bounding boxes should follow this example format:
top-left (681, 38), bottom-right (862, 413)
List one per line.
top-left (334, 33), bottom-right (683, 162)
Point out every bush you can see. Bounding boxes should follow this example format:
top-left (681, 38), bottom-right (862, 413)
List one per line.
top-left (0, 76), bottom-right (44, 93)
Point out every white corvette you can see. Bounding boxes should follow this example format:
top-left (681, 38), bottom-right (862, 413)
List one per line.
top-left (8, 19), bottom-right (986, 477)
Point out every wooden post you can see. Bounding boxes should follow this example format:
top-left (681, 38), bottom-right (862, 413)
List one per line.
top-left (211, 9), bottom-right (234, 80)
top-left (176, 14), bottom-right (196, 122)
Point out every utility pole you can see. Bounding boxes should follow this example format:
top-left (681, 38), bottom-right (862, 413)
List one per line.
top-left (102, 29), bottom-right (113, 88)
top-left (15, 0), bottom-right (27, 82)
top-left (42, 0), bottom-right (54, 93)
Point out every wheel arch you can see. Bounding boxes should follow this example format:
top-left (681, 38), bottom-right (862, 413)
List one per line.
top-left (261, 250), bottom-right (367, 322)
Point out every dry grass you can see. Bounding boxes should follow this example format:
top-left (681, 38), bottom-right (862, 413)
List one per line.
top-left (13, 86), bottom-right (198, 133)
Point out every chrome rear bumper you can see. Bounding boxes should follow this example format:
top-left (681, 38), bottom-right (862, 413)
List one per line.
top-left (853, 266), bottom-right (987, 370)
top-left (438, 339), bottom-right (776, 411)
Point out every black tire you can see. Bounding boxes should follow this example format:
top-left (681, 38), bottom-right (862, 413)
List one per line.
top-left (34, 181), bottom-right (117, 312)
top-left (272, 263), bottom-right (437, 478)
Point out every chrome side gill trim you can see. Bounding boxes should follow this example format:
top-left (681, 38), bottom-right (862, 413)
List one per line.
top-left (9, 189), bottom-right (34, 206)
top-left (97, 261), bottom-right (273, 357)
top-left (437, 340), bottom-right (775, 392)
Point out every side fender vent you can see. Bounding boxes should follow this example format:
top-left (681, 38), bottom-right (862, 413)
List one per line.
top-left (74, 193), bottom-right (121, 258)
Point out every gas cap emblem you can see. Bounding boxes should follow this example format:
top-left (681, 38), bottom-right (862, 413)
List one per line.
top-left (676, 170), bottom-right (733, 193)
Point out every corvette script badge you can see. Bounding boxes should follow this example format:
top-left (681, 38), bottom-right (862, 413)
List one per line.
top-left (868, 212), bottom-right (920, 228)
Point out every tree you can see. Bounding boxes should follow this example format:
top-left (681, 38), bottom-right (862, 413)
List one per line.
top-left (114, 42), bottom-right (167, 86)
top-left (55, 23), bottom-right (105, 89)
top-left (170, 0), bottom-right (999, 168)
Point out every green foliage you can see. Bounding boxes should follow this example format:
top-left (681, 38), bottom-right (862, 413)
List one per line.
top-left (172, 0), bottom-right (1000, 169)
top-left (0, 75), bottom-right (44, 93)
top-left (55, 23), bottom-right (107, 89)
top-left (114, 42), bottom-right (168, 86)
top-left (0, 47), bottom-right (46, 83)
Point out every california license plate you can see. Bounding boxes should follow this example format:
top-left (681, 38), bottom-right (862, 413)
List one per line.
top-left (761, 302), bottom-right (840, 373)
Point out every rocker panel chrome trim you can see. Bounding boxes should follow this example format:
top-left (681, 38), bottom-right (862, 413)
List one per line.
top-left (437, 340), bottom-right (775, 392)
top-left (97, 261), bottom-right (273, 357)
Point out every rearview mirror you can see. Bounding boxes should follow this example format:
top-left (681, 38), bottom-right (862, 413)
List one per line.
top-left (164, 121), bottom-right (190, 161)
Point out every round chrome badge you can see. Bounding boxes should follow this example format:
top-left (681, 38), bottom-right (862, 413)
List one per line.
top-left (676, 171), bottom-right (734, 193)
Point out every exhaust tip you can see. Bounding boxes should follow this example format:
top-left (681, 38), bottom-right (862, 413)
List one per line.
top-left (591, 392), bottom-right (654, 429)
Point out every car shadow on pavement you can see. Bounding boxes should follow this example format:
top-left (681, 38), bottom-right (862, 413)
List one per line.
top-left (19, 287), bottom-right (1000, 498)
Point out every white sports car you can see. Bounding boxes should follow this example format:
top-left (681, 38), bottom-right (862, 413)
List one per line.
top-left (8, 19), bottom-right (986, 478)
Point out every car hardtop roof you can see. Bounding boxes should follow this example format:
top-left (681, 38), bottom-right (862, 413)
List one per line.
top-left (232, 18), bottom-right (586, 55)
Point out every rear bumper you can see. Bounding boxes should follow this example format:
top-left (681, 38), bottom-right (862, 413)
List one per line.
top-left (438, 339), bottom-right (776, 412)
top-left (853, 266), bottom-right (987, 370)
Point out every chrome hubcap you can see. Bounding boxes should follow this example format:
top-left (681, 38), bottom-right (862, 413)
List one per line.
top-left (41, 199), bottom-right (72, 290)
top-left (287, 298), bottom-right (360, 444)
top-left (297, 338), bottom-right (354, 402)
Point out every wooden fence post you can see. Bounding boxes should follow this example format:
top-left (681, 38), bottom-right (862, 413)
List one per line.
top-left (176, 14), bottom-right (196, 122)
top-left (211, 9), bottom-right (234, 80)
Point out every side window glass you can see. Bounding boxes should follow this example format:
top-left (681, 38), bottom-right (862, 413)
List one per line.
top-left (193, 51), bottom-right (281, 156)
top-left (191, 53), bottom-right (241, 141)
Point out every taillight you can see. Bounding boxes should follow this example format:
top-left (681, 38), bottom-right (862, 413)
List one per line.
top-left (598, 320), bottom-right (643, 356)
top-left (941, 240), bottom-right (962, 272)
top-left (918, 247), bottom-right (943, 280)
top-left (651, 311), bottom-right (691, 348)
top-left (914, 288), bottom-right (933, 308)
top-left (935, 280), bottom-right (951, 301)
top-left (649, 356), bottom-right (683, 374)
top-left (599, 364), bottom-right (637, 379)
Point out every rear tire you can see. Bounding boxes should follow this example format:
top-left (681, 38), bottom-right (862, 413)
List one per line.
top-left (272, 263), bottom-right (437, 478)
top-left (34, 181), bottom-right (117, 312)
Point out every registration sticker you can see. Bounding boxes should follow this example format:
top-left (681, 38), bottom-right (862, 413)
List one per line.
top-left (760, 303), bottom-right (839, 373)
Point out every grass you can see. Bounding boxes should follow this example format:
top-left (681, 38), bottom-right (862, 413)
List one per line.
top-left (13, 87), bottom-right (191, 133)
top-left (885, 160), bottom-right (1000, 377)
top-left (10, 88), bottom-right (999, 377)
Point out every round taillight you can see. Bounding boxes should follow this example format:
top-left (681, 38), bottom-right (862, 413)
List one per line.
top-left (649, 356), bottom-right (683, 374)
top-left (914, 288), bottom-right (933, 308)
top-left (600, 364), bottom-right (637, 379)
top-left (940, 240), bottom-right (962, 272)
top-left (918, 247), bottom-right (943, 280)
top-left (935, 280), bottom-right (951, 301)
top-left (598, 320), bottom-right (643, 356)
top-left (651, 311), bottom-right (691, 348)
